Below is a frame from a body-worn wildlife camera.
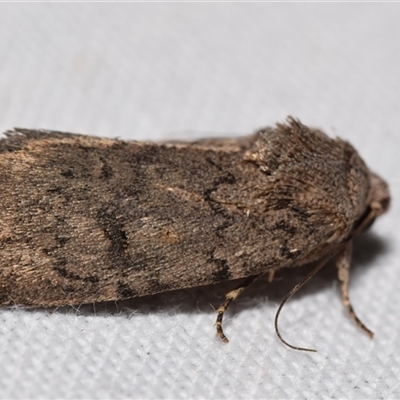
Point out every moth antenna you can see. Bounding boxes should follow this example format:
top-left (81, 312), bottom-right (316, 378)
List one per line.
top-left (274, 249), bottom-right (341, 352)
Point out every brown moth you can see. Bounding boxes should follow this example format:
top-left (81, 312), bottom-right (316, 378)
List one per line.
top-left (0, 117), bottom-right (390, 351)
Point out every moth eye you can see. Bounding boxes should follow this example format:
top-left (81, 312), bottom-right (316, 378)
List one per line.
top-left (379, 196), bottom-right (390, 212)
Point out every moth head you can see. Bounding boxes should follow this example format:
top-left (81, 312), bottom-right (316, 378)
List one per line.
top-left (353, 171), bottom-right (390, 235)
top-left (368, 171), bottom-right (390, 218)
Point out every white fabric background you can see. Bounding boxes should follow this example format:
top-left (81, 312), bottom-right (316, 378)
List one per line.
top-left (0, 3), bottom-right (399, 399)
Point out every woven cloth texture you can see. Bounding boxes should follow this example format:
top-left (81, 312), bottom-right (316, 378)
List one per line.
top-left (0, 4), bottom-right (399, 399)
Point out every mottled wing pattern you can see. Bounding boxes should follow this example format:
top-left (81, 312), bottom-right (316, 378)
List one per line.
top-left (0, 120), bottom-right (371, 306)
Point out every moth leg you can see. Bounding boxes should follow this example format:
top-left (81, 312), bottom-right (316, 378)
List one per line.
top-left (336, 241), bottom-right (374, 338)
top-left (216, 274), bottom-right (261, 343)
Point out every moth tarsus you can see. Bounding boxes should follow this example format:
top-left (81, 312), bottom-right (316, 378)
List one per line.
top-left (215, 274), bottom-right (260, 343)
top-left (0, 117), bottom-right (390, 351)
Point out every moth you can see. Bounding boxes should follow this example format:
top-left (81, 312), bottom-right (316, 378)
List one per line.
top-left (0, 117), bottom-right (390, 351)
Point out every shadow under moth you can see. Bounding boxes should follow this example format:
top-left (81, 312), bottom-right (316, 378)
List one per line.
top-left (0, 117), bottom-right (390, 351)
